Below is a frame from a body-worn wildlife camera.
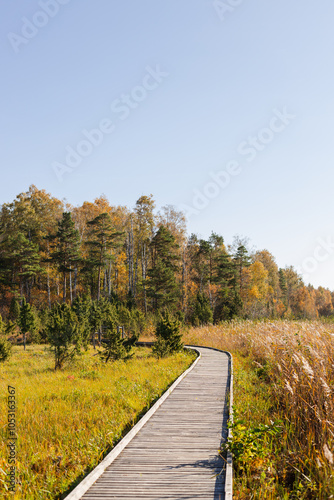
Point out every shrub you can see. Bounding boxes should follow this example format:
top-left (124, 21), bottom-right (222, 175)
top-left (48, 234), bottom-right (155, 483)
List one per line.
top-left (0, 337), bottom-right (12, 363)
top-left (47, 303), bottom-right (88, 370)
top-left (153, 312), bottom-right (183, 358)
top-left (18, 298), bottom-right (38, 349)
top-left (99, 324), bottom-right (138, 362)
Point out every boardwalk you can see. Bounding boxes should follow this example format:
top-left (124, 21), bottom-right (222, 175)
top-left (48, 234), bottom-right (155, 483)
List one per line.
top-left (72, 347), bottom-right (231, 500)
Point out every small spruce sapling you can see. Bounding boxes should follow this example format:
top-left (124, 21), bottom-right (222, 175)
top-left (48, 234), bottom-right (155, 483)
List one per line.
top-left (153, 312), bottom-right (183, 358)
top-left (18, 297), bottom-right (37, 350)
top-left (47, 303), bottom-right (87, 370)
top-left (0, 338), bottom-right (12, 363)
top-left (99, 321), bottom-right (138, 363)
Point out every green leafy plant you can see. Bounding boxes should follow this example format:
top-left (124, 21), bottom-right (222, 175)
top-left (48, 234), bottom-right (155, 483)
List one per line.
top-left (221, 417), bottom-right (282, 473)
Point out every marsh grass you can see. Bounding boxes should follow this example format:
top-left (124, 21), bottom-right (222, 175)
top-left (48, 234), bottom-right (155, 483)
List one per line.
top-left (0, 345), bottom-right (195, 499)
top-left (183, 320), bottom-right (334, 499)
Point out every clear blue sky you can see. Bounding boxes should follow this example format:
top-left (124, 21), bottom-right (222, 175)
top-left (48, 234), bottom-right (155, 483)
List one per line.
top-left (1, 1), bottom-right (334, 289)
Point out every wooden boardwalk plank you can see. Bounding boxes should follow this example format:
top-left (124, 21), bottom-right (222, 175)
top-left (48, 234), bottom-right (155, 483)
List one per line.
top-left (70, 347), bottom-right (231, 500)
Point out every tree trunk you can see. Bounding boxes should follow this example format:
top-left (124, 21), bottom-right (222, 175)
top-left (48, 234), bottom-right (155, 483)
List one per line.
top-left (97, 266), bottom-right (101, 301)
top-left (104, 269), bottom-right (107, 293)
top-left (47, 266), bottom-right (51, 309)
top-left (74, 265), bottom-right (78, 299)
top-left (134, 250), bottom-right (139, 298)
top-left (108, 253), bottom-right (112, 297)
top-left (26, 281), bottom-right (30, 303)
top-left (115, 267), bottom-right (118, 294)
top-left (127, 217), bottom-right (134, 295)
top-left (69, 268), bottom-right (73, 303)
top-left (142, 243), bottom-right (147, 315)
top-left (208, 284), bottom-right (213, 309)
top-left (182, 246), bottom-right (186, 314)
top-left (63, 272), bottom-right (66, 303)
top-left (47, 241), bottom-right (51, 308)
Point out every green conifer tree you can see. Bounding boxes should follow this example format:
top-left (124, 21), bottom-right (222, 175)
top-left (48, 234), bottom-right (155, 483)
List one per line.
top-left (86, 213), bottom-right (122, 301)
top-left (191, 292), bottom-right (213, 326)
top-left (18, 297), bottom-right (37, 350)
top-left (153, 312), bottom-right (183, 358)
top-left (99, 315), bottom-right (137, 362)
top-left (278, 268), bottom-right (288, 305)
top-left (51, 212), bottom-right (81, 303)
top-left (233, 244), bottom-right (251, 297)
top-left (215, 251), bottom-right (242, 321)
top-left (47, 303), bottom-right (86, 370)
top-left (9, 297), bottom-right (20, 322)
top-left (0, 337), bottom-right (12, 363)
top-left (0, 233), bottom-right (42, 301)
top-left (147, 226), bottom-right (181, 312)
top-left (99, 326), bottom-right (128, 362)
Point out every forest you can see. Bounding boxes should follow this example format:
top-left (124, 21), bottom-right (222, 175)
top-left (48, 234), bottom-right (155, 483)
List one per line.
top-left (0, 184), bottom-right (332, 332)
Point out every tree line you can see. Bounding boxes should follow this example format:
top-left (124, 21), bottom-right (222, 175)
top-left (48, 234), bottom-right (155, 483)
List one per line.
top-left (0, 185), bottom-right (333, 326)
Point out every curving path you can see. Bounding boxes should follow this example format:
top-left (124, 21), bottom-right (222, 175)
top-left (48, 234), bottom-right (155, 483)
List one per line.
top-left (68, 347), bottom-right (231, 500)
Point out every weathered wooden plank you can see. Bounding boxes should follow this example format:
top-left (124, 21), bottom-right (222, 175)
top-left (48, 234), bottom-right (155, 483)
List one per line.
top-left (66, 347), bottom-right (232, 500)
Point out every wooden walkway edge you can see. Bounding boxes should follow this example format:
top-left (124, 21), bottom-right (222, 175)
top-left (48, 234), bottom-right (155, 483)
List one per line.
top-left (64, 346), bottom-right (233, 500)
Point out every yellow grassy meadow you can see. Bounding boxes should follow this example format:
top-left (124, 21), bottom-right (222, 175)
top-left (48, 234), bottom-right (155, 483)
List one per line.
top-left (0, 345), bottom-right (195, 500)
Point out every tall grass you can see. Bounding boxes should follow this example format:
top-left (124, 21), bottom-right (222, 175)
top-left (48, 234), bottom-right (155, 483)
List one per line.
top-left (0, 345), bottom-right (195, 499)
top-left (183, 320), bottom-right (334, 499)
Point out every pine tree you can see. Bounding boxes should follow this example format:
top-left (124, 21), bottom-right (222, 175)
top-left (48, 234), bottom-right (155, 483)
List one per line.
top-left (18, 297), bottom-right (37, 350)
top-left (153, 312), bottom-right (183, 358)
top-left (99, 314), bottom-right (137, 362)
top-left (191, 292), bottom-right (213, 326)
top-left (89, 300), bottom-right (104, 347)
top-left (195, 239), bottom-right (211, 292)
top-left (16, 235), bottom-right (42, 302)
top-left (0, 337), bottom-right (12, 363)
top-left (0, 233), bottom-right (42, 301)
top-left (9, 297), bottom-right (20, 322)
top-left (147, 226), bottom-right (181, 312)
top-left (86, 213), bottom-right (122, 300)
top-left (47, 303), bottom-right (86, 370)
top-left (51, 212), bottom-right (81, 303)
top-left (99, 326), bottom-right (128, 362)
top-left (189, 232), bottom-right (225, 314)
top-left (233, 244), bottom-right (251, 297)
top-left (71, 294), bottom-right (91, 343)
top-left (71, 294), bottom-right (92, 322)
top-left (214, 251), bottom-right (242, 321)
